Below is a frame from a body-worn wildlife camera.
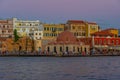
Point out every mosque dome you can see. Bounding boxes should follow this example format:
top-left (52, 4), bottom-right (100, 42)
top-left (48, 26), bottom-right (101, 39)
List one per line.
top-left (56, 30), bottom-right (78, 42)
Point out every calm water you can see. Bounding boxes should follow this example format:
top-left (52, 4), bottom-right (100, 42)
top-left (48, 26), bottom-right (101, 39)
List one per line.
top-left (0, 57), bottom-right (120, 80)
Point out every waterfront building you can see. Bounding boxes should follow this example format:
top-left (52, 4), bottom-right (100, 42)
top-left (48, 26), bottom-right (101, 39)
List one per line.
top-left (78, 36), bottom-right (120, 53)
top-left (44, 30), bottom-right (90, 54)
top-left (91, 30), bottom-right (114, 37)
top-left (0, 19), bottom-right (14, 52)
top-left (91, 28), bottom-right (118, 37)
top-left (66, 20), bottom-right (87, 38)
top-left (66, 20), bottom-right (99, 38)
top-left (43, 23), bottom-right (65, 39)
top-left (0, 19), bottom-right (14, 38)
top-left (103, 28), bottom-right (118, 37)
top-left (86, 22), bottom-right (99, 37)
top-left (42, 23), bottom-right (65, 50)
top-left (13, 18), bottom-right (43, 39)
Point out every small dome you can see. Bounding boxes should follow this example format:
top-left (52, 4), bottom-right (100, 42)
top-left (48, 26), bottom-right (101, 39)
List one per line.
top-left (56, 31), bottom-right (77, 42)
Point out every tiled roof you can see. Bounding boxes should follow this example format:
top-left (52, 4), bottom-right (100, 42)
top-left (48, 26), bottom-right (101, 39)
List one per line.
top-left (48, 30), bottom-right (83, 45)
top-left (103, 28), bottom-right (118, 31)
top-left (91, 30), bottom-right (114, 36)
top-left (0, 20), bottom-right (8, 23)
top-left (87, 22), bottom-right (97, 25)
top-left (67, 20), bottom-right (85, 24)
top-left (56, 30), bottom-right (77, 42)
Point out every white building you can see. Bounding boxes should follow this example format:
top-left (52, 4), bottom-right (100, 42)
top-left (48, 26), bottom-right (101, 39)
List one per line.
top-left (13, 18), bottom-right (43, 40)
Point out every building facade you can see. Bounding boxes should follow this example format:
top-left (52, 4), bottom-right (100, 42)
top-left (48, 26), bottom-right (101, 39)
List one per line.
top-left (66, 20), bottom-right (87, 38)
top-left (86, 22), bottom-right (99, 37)
top-left (45, 31), bottom-right (90, 54)
top-left (66, 20), bottom-right (99, 38)
top-left (0, 19), bottom-right (14, 38)
top-left (13, 18), bottom-right (43, 39)
top-left (103, 28), bottom-right (118, 37)
top-left (43, 23), bottom-right (65, 39)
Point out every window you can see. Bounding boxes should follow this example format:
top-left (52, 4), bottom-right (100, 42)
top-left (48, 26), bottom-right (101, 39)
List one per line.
top-left (78, 47), bottom-right (79, 52)
top-left (47, 27), bottom-right (49, 31)
top-left (47, 47), bottom-right (50, 52)
top-left (44, 27), bottom-right (46, 31)
top-left (36, 33), bottom-right (38, 35)
top-left (112, 40), bottom-right (114, 44)
top-left (84, 48), bottom-right (86, 52)
top-left (66, 46), bottom-right (68, 52)
top-left (54, 46), bottom-right (56, 53)
top-left (72, 26), bottom-right (75, 29)
top-left (60, 47), bottom-right (62, 52)
top-left (19, 23), bottom-right (21, 26)
top-left (3, 25), bottom-right (5, 28)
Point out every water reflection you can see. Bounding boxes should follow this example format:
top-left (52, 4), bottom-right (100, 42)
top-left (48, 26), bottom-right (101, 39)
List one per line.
top-left (0, 57), bottom-right (120, 80)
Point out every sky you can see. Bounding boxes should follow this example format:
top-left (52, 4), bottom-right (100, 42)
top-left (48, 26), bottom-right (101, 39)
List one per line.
top-left (0, 0), bottom-right (120, 29)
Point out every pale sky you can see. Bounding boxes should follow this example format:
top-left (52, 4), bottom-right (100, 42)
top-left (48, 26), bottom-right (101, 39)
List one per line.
top-left (0, 0), bottom-right (120, 28)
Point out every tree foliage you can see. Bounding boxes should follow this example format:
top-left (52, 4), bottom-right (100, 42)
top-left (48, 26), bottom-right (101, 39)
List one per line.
top-left (14, 29), bottom-right (20, 42)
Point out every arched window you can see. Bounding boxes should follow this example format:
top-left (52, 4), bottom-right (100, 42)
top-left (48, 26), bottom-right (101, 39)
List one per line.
top-left (85, 47), bottom-right (86, 52)
top-left (54, 46), bottom-right (56, 53)
top-left (77, 47), bottom-right (79, 52)
top-left (47, 46), bottom-right (50, 52)
top-left (66, 46), bottom-right (68, 52)
top-left (60, 47), bottom-right (62, 52)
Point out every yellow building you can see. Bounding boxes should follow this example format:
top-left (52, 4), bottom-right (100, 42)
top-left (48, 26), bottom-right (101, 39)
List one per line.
top-left (103, 28), bottom-right (118, 37)
top-left (42, 24), bottom-right (65, 50)
top-left (66, 20), bottom-right (87, 38)
top-left (66, 20), bottom-right (99, 38)
top-left (86, 22), bottom-right (99, 37)
top-left (43, 24), bottom-right (65, 40)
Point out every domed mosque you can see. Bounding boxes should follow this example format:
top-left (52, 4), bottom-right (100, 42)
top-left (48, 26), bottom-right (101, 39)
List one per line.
top-left (45, 30), bottom-right (90, 54)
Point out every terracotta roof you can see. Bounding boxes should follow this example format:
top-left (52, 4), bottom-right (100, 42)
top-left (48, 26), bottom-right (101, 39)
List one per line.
top-left (103, 28), bottom-right (118, 31)
top-left (91, 30), bottom-right (114, 36)
top-left (56, 30), bottom-right (77, 42)
top-left (67, 20), bottom-right (85, 24)
top-left (0, 20), bottom-right (8, 23)
top-left (87, 22), bottom-right (97, 25)
top-left (78, 38), bottom-right (92, 45)
top-left (48, 30), bottom-right (83, 45)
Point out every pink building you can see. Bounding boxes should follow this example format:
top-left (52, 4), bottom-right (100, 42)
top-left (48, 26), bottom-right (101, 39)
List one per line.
top-left (0, 19), bottom-right (14, 38)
